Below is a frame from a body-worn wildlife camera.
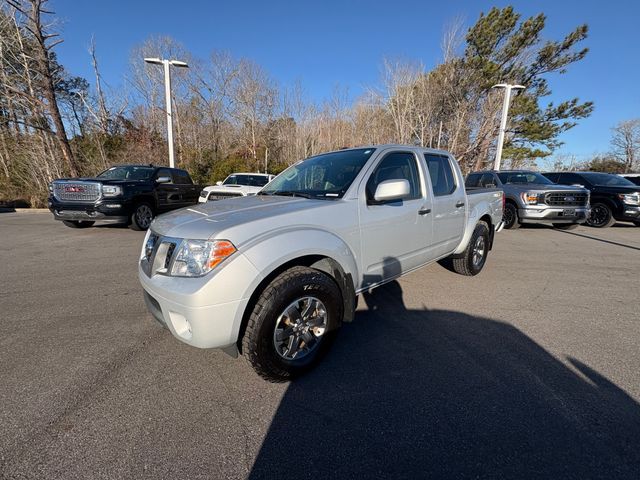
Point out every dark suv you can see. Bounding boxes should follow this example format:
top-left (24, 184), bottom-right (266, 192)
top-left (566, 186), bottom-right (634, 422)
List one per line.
top-left (542, 172), bottom-right (640, 227)
top-left (48, 165), bottom-right (201, 230)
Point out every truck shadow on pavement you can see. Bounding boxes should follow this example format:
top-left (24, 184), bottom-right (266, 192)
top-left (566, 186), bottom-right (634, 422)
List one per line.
top-left (249, 281), bottom-right (640, 479)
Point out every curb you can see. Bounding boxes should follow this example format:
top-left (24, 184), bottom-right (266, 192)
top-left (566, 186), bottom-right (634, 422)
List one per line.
top-left (0, 208), bottom-right (49, 213)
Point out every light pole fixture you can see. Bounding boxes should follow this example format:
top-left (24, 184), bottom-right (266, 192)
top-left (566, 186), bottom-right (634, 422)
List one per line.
top-left (492, 83), bottom-right (525, 171)
top-left (144, 57), bottom-right (189, 168)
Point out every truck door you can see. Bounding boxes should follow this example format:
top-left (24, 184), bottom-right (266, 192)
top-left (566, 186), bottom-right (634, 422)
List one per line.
top-left (155, 168), bottom-right (181, 212)
top-left (358, 150), bottom-right (433, 287)
top-left (424, 154), bottom-right (466, 258)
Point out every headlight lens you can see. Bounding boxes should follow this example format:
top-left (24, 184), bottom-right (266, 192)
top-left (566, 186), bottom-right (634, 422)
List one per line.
top-left (619, 193), bottom-right (640, 205)
top-left (170, 240), bottom-right (236, 277)
top-left (102, 185), bottom-right (123, 197)
top-left (199, 190), bottom-right (207, 198)
top-left (521, 191), bottom-right (541, 205)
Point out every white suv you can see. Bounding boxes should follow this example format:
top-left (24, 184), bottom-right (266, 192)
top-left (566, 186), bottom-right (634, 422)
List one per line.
top-left (198, 173), bottom-right (275, 203)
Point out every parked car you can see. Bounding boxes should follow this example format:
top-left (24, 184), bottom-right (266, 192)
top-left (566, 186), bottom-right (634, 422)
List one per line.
top-left (620, 173), bottom-right (640, 186)
top-left (48, 165), bottom-right (200, 230)
top-left (543, 171), bottom-right (640, 227)
top-left (139, 145), bottom-right (504, 381)
top-left (466, 170), bottom-right (589, 230)
top-left (198, 172), bottom-right (275, 203)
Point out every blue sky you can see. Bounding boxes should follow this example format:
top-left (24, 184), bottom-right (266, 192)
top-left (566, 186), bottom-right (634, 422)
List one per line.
top-left (52, 0), bottom-right (639, 160)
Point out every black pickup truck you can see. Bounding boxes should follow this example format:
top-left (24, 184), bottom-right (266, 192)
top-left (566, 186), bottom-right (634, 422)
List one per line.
top-left (48, 165), bottom-right (200, 230)
top-left (542, 171), bottom-right (640, 227)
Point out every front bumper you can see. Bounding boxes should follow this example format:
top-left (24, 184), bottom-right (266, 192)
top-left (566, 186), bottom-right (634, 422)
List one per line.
top-left (138, 252), bottom-right (262, 349)
top-left (617, 206), bottom-right (640, 221)
top-left (48, 197), bottom-right (131, 223)
top-left (518, 206), bottom-right (589, 224)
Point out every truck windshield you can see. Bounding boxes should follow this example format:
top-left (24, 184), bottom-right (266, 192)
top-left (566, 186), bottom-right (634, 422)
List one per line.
top-left (260, 148), bottom-right (376, 199)
top-left (497, 172), bottom-right (552, 185)
top-left (97, 166), bottom-right (154, 180)
top-left (580, 173), bottom-right (636, 186)
top-left (224, 174), bottom-right (271, 187)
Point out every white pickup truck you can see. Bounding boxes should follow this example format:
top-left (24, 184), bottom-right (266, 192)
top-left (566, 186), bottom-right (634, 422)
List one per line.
top-left (139, 145), bottom-right (504, 381)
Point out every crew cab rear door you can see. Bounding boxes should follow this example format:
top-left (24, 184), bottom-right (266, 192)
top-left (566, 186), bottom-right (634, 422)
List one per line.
top-left (358, 149), bottom-right (433, 286)
top-left (424, 153), bottom-right (466, 258)
top-left (155, 168), bottom-right (182, 212)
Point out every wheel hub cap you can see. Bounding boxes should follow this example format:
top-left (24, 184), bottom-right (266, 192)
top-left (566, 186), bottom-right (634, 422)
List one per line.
top-left (273, 296), bottom-right (327, 360)
top-left (472, 236), bottom-right (486, 268)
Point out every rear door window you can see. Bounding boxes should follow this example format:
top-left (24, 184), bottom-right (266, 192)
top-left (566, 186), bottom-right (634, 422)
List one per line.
top-left (479, 173), bottom-right (497, 188)
top-left (465, 173), bottom-right (481, 188)
top-left (424, 154), bottom-right (456, 196)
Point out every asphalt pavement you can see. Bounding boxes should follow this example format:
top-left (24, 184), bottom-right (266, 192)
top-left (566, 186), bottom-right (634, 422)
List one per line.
top-left (1, 212), bottom-right (639, 479)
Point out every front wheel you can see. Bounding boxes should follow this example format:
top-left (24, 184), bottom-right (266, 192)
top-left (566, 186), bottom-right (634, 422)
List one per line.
top-left (242, 266), bottom-right (343, 382)
top-left (452, 221), bottom-right (490, 276)
top-left (129, 203), bottom-right (154, 231)
top-left (552, 223), bottom-right (579, 230)
top-left (503, 203), bottom-right (520, 229)
top-left (62, 220), bottom-right (95, 228)
top-left (586, 203), bottom-right (615, 228)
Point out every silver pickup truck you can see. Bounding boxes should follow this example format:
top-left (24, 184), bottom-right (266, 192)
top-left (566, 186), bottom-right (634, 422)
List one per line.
top-left (466, 170), bottom-right (590, 230)
top-left (139, 145), bottom-right (504, 381)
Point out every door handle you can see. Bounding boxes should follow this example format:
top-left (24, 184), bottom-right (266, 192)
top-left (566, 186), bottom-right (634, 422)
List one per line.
top-left (418, 208), bottom-right (431, 215)
top-left (455, 201), bottom-right (465, 208)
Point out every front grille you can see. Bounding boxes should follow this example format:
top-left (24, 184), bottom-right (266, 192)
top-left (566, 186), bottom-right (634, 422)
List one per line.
top-left (53, 181), bottom-right (101, 203)
top-left (208, 192), bottom-right (243, 201)
top-left (141, 233), bottom-right (180, 277)
top-left (544, 192), bottom-right (588, 207)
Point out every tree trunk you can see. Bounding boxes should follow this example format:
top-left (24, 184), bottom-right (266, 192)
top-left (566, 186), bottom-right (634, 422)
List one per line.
top-left (26, 0), bottom-right (78, 176)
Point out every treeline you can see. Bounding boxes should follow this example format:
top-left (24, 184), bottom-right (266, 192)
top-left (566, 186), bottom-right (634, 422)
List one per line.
top-left (1, 2), bottom-right (596, 206)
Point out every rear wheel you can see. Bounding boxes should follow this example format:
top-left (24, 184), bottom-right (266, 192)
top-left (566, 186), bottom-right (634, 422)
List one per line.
top-left (586, 203), bottom-right (615, 228)
top-left (242, 266), bottom-right (343, 382)
top-left (503, 203), bottom-right (520, 229)
top-left (129, 203), bottom-right (154, 231)
top-left (552, 223), bottom-right (579, 230)
top-left (452, 221), bottom-right (490, 276)
top-left (62, 220), bottom-right (95, 228)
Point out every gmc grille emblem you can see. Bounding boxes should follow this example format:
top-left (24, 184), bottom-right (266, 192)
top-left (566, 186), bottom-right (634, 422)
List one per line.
top-left (65, 186), bottom-right (85, 193)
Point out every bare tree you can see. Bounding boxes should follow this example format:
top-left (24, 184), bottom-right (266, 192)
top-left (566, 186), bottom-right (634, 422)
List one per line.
top-left (610, 119), bottom-right (640, 172)
top-left (7, 0), bottom-right (78, 175)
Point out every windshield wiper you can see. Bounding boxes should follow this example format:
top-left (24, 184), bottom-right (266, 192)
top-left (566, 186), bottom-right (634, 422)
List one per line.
top-left (270, 190), bottom-right (314, 199)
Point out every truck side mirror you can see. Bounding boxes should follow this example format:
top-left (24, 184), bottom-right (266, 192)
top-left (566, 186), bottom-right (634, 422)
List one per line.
top-left (373, 179), bottom-right (410, 203)
top-left (156, 176), bottom-right (171, 184)
top-left (216, 181), bottom-right (223, 186)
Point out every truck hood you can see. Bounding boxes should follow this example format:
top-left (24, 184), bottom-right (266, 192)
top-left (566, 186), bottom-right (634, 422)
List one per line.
top-left (53, 178), bottom-right (147, 186)
top-left (504, 183), bottom-right (588, 193)
top-left (590, 185), bottom-right (640, 195)
top-left (150, 195), bottom-right (337, 243)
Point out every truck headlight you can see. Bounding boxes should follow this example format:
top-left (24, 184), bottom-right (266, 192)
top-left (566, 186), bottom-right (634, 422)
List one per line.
top-left (102, 185), bottom-right (123, 197)
top-left (170, 240), bottom-right (236, 277)
top-left (521, 191), bottom-right (541, 205)
top-left (619, 193), bottom-right (640, 205)
top-left (199, 190), bottom-right (208, 199)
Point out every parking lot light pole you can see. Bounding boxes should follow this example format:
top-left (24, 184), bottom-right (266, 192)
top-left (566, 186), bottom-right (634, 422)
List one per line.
top-left (492, 83), bottom-right (525, 171)
top-left (144, 58), bottom-right (189, 168)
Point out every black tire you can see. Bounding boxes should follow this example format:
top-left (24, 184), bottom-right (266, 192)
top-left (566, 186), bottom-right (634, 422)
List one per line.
top-left (552, 223), bottom-right (579, 230)
top-left (503, 202), bottom-right (520, 229)
top-left (242, 266), bottom-right (343, 382)
top-left (62, 220), bottom-right (95, 228)
top-left (452, 221), bottom-right (490, 276)
top-left (129, 203), bottom-right (154, 231)
top-left (634, 221), bottom-right (640, 227)
top-left (586, 203), bottom-right (615, 228)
